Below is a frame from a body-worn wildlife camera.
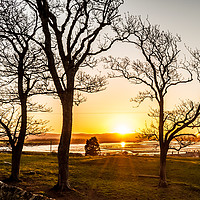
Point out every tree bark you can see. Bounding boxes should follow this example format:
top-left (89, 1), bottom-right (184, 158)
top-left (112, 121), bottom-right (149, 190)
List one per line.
top-left (158, 96), bottom-right (168, 187)
top-left (9, 89), bottom-right (27, 181)
top-left (9, 146), bottom-right (22, 182)
top-left (54, 75), bottom-right (74, 191)
top-left (159, 97), bottom-right (164, 149)
top-left (159, 146), bottom-right (168, 187)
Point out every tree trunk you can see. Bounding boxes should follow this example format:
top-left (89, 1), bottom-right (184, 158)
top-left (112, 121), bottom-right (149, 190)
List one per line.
top-left (54, 76), bottom-right (74, 191)
top-left (9, 146), bottom-right (22, 182)
top-left (9, 96), bottom-right (27, 182)
top-left (159, 146), bottom-right (168, 187)
top-left (158, 96), bottom-right (168, 187)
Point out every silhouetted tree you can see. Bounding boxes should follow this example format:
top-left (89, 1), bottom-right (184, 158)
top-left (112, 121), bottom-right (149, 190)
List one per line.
top-left (104, 16), bottom-right (200, 187)
top-left (25, 0), bottom-right (124, 191)
top-left (0, 0), bottom-right (49, 181)
top-left (188, 48), bottom-right (200, 82)
top-left (0, 103), bottom-right (51, 148)
top-left (85, 136), bottom-right (101, 156)
top-left (140, 100), bottom-right (200, 153)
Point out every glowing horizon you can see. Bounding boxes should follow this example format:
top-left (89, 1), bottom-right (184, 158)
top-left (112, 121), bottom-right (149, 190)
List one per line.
top-left (113, 124), bottom-right (131, 135)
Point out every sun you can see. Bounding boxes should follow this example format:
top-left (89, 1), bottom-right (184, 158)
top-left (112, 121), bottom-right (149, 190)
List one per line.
top-left (121, 142), bottom-right (125, 148)
top-left (114, 124), bottom-right (130, 135)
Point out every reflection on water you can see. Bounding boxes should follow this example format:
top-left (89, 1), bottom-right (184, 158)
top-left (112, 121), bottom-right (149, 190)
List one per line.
top-left (1, 141), bottom-right (200, 156)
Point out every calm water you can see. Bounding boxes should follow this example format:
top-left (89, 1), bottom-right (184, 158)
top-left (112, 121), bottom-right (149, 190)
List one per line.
top-left (1, 141), bottom-right (200, 156)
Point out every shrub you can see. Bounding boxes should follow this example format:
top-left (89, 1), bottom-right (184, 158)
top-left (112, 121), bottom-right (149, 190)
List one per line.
top-left (85, 137), bottom-right (101, 156)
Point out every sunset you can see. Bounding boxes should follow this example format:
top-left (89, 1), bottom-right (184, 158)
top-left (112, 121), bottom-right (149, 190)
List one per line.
top-left (114, 124), bottom-right (131, 135)
top-left (1, 0), bottom-right (200, 199)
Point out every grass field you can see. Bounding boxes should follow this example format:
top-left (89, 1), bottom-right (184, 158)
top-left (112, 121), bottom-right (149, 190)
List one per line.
top-left (0, 153), bottom-right (200, 200)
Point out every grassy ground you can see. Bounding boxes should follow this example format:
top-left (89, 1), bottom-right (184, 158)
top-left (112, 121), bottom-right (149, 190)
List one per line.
top-left (0, 153), bottom-right (200, 200)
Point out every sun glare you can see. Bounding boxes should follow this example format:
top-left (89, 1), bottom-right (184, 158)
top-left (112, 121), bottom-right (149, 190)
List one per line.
top-left (115, 124), bottom-right (130, 135)
top-left (121, 142), bottom-right (125, 148)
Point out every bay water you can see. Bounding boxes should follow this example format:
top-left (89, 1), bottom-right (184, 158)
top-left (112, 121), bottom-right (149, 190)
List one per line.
top-left (1, 141), bottom-right (200, 156)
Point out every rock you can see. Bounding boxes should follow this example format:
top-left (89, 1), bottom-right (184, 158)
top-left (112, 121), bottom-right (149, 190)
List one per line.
top-left (29, 171), bottom-right (36, 175)
top-left (0, 181), bottom-right (55, 200)
top-left (3, 161), bottom-right (12, 165)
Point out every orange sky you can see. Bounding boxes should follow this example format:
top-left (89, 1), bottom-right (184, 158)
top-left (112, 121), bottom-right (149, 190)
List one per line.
top-left (32, 0), bottom-right (200, 135)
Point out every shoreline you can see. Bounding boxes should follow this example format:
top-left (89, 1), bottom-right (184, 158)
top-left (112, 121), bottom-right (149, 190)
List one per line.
top-left (1, 140), bottom-right (200, 158)
top-left (1, 149), bottom-right (199, 158)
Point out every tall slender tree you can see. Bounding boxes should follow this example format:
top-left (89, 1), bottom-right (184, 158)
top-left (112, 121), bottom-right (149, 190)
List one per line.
top-left (104, 16), bottom-right (200, 187)
top-left (0, 0), bottom-right (49, 181)
top-left (25, 0), bottom-right (123, 191)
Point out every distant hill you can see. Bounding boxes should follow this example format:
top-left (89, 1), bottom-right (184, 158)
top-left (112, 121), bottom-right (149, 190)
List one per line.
top-left (26, 132), bottom-right (139, 144)
top-left (72, 133), bottom-right (138, 143)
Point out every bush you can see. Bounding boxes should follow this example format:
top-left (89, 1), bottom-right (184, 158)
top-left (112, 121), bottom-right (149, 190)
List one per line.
top-left (85, 137), bottom-right (101, 156)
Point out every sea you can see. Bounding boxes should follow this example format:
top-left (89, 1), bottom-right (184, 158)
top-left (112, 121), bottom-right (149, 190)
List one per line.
top-left (1, 141), bottom-right (200, 156)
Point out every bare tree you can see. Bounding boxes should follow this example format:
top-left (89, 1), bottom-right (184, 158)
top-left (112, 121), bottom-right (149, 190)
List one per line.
top-left (104, 16), bottom-right (200, 187)
top-left (188, 48), bottom-right (200, 82)
top-left (0, 0), bottom-right (50, 181)
top-left (0, 103), bottom-right (51, 148)
top-left (24, 0), bottom-right (123, 191)
top-left (140, 100), bottom-right (200, 153)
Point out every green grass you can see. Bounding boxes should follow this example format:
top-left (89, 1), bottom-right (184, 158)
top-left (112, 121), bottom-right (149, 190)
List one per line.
top-left (0, 153), bottom-right (200, 200)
